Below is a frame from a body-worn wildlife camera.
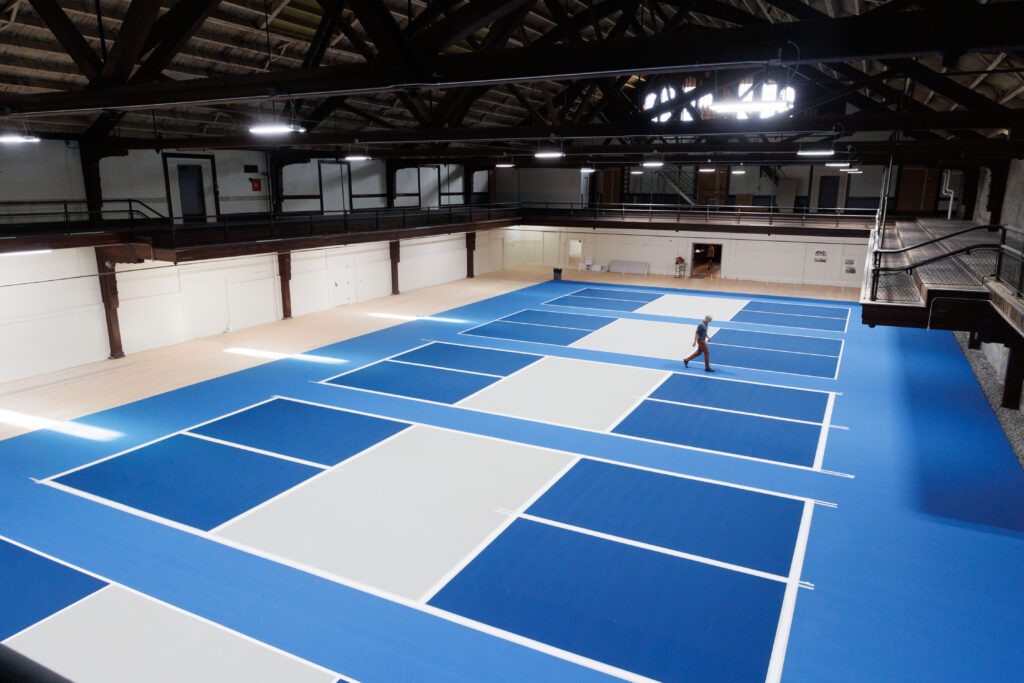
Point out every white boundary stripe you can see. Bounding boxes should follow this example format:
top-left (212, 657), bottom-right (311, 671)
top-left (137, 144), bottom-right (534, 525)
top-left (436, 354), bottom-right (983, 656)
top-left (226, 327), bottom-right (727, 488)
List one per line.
top-left (41, 397), bottom-right (282, 483)
top-left (832, 339), bottom-right (847, 380)
top-left (741, 307), bottom-right (848, 322)
top-left (388, 359), bottom-right (503, 378)
top-left (0, 584), bottom-right (114, 645)
top-left (564, 291), bottom-right (661, 304)
top-left (812, 394), bottom-right (837, 471)
top-left (310, 379), bottom-right (842, 476)
top-left (498, 318), bottom-right (600, 333)
top-left (0, 534), bottom-right (349, 681)
top-left (544, 295), bottom-right (645, 311)
top-left (765, 501), bottom-right (815, 683)
top-left (606, 374), bottom-right (671, 433)
top-left (275, 396), bottom-right (836, 506)
top-left (181, 432), bottom-right (330, 470)
top-left (457, 329), bottom-right (839, 382)
top-left (501, 307), bottom-right (616, 325)
top-left (516, 513), bottom-right (795, 585)
top-left (320, 342), bottom-right (435, 384)
top-left (644, 397), bottom-right (825, 426)
top-left (416, 457), bottom-right (582, 603)
top-left (502, 310), bottom-right (841, 359)
top-left (209, 421), bottom-right (414, 535)
top-left (32, 484), bottom-right (654, 682)
top-left (431, 339), bottom-right (839, 396)
top-left (732, 311), bottom-right (849, 333)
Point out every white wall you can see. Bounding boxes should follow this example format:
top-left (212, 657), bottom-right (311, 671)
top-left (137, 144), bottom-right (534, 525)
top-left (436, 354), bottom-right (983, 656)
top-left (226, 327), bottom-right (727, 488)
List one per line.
top-left (100, 149), bottom-right (269, 219)
top-left (495, 168), bottom-right (582, 204)
top-left (505, 225), bottom-right (867, 287)
top-left (0, 140), bottom-right (86, 217)
top-left (117, 255), bottom-right (282, 354)
top-left (289, 243), bottom-right (393, 317)
top-left (0, 248), bottom-right (109, 383)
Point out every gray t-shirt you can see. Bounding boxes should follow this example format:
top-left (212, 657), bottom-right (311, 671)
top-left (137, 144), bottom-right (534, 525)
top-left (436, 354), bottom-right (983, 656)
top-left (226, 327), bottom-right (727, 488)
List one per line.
top-left (696, 321), bottom-right (709, 340)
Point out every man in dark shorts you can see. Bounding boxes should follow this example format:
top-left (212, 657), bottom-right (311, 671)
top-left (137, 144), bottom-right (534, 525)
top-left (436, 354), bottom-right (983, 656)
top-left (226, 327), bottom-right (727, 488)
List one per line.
top-left (684, 315), bottom-right (714, 372)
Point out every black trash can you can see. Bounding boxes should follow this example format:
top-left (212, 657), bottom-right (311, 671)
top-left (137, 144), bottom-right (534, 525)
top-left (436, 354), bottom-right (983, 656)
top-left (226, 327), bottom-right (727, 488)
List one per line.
top-left (553, 267), bottom-right (563, 281)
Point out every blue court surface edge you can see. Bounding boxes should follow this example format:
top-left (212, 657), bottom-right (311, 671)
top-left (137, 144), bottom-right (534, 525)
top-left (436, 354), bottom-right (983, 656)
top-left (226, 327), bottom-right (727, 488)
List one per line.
top-left (0, 278), bottom-right (1022, 682)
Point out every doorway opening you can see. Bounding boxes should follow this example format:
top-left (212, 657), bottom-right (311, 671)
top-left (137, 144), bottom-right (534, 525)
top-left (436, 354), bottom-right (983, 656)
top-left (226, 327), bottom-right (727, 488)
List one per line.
top-left (691, 243), bottom-right (722, 278)
top-left (176, 165), bottom-right (207, 221)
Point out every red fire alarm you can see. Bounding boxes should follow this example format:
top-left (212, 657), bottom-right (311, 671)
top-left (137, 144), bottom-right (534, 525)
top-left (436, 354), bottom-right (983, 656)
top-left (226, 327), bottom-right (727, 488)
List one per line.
top-left (250, 178), bottom-right (262, 192)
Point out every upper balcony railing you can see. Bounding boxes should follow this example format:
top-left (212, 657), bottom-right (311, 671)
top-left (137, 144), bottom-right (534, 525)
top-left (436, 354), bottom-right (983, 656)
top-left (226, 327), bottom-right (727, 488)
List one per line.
top-left (0, 198), bottom-right (880, 253)
top-left (521, 202), bottom-right (881, 229)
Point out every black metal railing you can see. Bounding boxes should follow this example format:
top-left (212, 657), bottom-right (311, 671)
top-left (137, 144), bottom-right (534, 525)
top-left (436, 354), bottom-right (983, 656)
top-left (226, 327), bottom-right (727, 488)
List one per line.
top-left (866, 222), bottom-right (1024, 301)
top-left (522, 201), bottom-right (880, 228)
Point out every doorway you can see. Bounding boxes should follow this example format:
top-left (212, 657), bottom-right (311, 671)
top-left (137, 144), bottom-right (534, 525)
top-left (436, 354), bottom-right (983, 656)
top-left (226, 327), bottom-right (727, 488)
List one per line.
top-left (691, 243), bottom-right (722, 278)
top-left (318, 161), bottom-right (351, 214)
top-left (896, 166), bottom-right (940, 213)
top-left (176, 165), bottom-right (207, 221)
top-left (818, 175), bottom-right (840, 212)
top-left (696, 169), bottom-right (729, 206)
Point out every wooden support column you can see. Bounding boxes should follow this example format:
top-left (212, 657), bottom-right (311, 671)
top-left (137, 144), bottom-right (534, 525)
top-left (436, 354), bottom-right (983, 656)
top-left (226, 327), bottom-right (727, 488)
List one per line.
top-left (1003, 343), bottom-right (1024, 409)
top-left (389, 240), bottom-right (400, 295)
top-left (961, 166), bottom-right (981, 220)
top-left (278, 252), bottom-right (292, 319)
top-left (968, 330), bottom-right (982, 350)
top-left (269, 153), bottom-right (285, 214)
top-left (466, 231), bottom-right (476, 278)
top-left (385, 160), bottom-right (398, 208)
top-left (462, 165), bottom-right (475, 206)
top-left (94, 249), bottom-right (124, 359)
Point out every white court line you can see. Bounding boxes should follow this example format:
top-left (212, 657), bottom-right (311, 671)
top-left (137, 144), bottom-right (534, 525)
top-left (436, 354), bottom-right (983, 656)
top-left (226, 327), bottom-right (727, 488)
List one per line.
top-left (416, 457), bottom-right (581, 604)
top-left (502, 310), bottom-right (840, 359)
top-left (739, 308), bottom-right (847, 322)
top-left (765, 501), bottom-right (815, 683)
top-left (456, 329), bottom-right (839, 382)
top-left (275, 396), bottom-right (837, 507)
top-left (40, 397), bottom-right (282, 484)
top-left (744, 299), bottom-right (851, 313)
top-left (562, 291), bottom-right (661, 304)
top-left (32, 485), bottom-right (653, 682)
top-left (502, 307), bottom-right (616, 324)
top-left (812, 394), bottom-right (837, 471)
top-left (433, 338), bottom-right (839, 395)
top-left (388, 359), bottom-right (503, 378)
top-left (606, 374), bottom-right (671, 433)
top-left (710, 341), bottom-right (840, 359)
top-left (516, 513), bottom-right (796, 586)
top-left (0, 534), bottom-right (350, 682)
top-left (0, 584), bottom-right (114, 645)
top-left (319, 341), bottom-right (435, 384)
top-left (498, 318), bottom-right (601, 333)
top-left (208, 419), bottom-right (414, 535)
top-left (181, 432), bottom-right (330, 470)
top-left (541, 300), bottom-right (847, 340)
top-left (644, 397), bottom-right (826, 427)
top-left (832, 339), bottom-right (846, 380)
top-left (306, 378), bottom-right (853, 478)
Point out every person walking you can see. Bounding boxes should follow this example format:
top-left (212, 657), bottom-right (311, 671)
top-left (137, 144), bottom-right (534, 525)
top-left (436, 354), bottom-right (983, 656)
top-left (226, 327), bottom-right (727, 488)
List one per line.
top-left (685, 315), bottom-right (714, 372)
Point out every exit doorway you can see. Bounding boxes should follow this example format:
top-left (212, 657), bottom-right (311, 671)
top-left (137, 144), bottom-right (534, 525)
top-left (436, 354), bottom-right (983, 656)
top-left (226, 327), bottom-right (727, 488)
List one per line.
top-left (691, 243), bottom-right (722, 278)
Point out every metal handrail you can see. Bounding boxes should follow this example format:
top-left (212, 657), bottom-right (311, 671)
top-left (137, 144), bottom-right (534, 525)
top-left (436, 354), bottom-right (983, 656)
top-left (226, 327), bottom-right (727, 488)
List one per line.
top-left (867, 221), bottom-right (1024, 301)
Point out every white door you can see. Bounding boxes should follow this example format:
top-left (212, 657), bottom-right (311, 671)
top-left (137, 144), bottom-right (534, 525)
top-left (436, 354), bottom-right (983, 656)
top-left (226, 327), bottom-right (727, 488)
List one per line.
top-left (320, 162), bottom-right (349, 214)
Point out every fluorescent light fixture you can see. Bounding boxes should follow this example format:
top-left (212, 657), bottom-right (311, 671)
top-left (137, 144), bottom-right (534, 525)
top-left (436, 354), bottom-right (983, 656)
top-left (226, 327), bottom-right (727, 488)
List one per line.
top-left (580, 167), bottom-right (596, 173)
top-left (0, 249), bottom-right (52, 257)
top-left (224, 347), bottom-right (347, 364)
top-left (630, 170), bottom-right (643, 175)
top-left (248, 123), bottom-right (306, 135)
top-left (797, 149), bottom-right (835, 157)
top-left (534, 151), bottom-right (564, 159)
top-left (642, 160), bottom-right (664, 168)
top-left (731, 169), bottom-right (746, 175)
top-left (709, 100), bottom-right (791, 114)
top-left (0, 409), bottom-right (121, 441)
top-left (368, 312), bottom-right (468, 324)
top-left (344, 154), bottom-right (371, 161)
top-left (698, 167), bottom-right (716, 173)
top-left (0, 134), bottom-right (41, 143)
top-left (839, 167), bottom-right (861, 173)
top-left (846, 170), bottom-right (863, 174)
top-left (826, 162), bottom-right (851, 168)
top-left (495, 163), bottom-right (515, 168)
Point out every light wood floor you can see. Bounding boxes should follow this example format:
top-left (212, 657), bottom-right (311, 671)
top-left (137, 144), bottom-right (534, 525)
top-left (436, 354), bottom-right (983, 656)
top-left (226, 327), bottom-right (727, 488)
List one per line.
top-left (0, 267), bottom-right (858, 441)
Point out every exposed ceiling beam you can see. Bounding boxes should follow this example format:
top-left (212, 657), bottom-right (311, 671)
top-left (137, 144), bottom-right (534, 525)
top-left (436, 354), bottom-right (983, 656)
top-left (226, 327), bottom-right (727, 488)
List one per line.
top-left (25, 0), bottom-right (104, 81)
top-left (414, 0), bottom-right (536, 53)
top-left (6, 4), bottom-right (1024, 117)
top-left (100, 108), bottom-right (1024, 151)
top-left (100, 0), bottom-right (162, 82)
